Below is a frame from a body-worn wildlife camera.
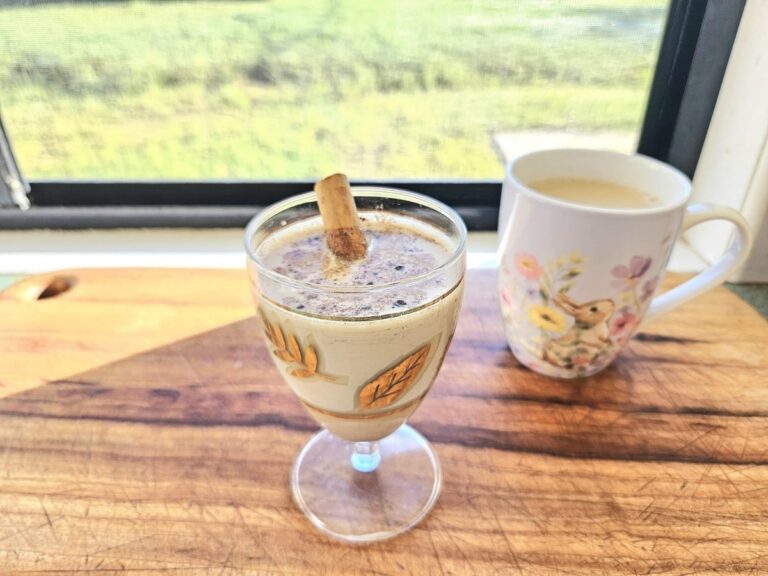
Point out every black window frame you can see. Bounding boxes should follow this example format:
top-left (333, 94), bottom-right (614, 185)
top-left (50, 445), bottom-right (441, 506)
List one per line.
top-left (0, 0), bottom-right (744, 231)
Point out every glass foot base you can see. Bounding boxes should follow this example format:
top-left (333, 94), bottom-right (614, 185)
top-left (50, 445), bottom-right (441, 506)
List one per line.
top-left (291, 424), bottom-right (442, 543)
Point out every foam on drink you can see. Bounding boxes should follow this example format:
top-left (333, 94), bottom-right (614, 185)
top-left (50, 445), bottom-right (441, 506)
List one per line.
top-left (256, 211), bottom-right (455, 317)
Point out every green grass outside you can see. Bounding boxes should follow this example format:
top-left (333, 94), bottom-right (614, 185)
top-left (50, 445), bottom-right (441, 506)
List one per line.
top-left (0, 0), bottom-right (667, 179)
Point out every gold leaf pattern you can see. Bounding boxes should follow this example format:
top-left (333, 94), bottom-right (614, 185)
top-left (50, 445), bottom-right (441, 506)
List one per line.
top-left (259, 309), bottom-right (334, 381)
top-left (276, 350), bottom-right (294, 363)
top-left (291, 368), bottom-right (315, 378)
top-left (305, 346), bottom-right (318, 373)
top-left (288, 335), bottom-right (302, 363)
top-left (273, 324), bottom-right (286, 350)
top-left (358, 343), bottom-right (431, 410)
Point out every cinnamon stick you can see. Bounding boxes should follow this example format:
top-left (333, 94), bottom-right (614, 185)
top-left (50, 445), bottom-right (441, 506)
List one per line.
top-left (314, 173), bottom-right (368, 260)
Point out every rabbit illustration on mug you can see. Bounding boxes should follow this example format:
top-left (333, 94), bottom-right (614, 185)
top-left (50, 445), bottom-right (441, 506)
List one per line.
top-left (542, 292), bottom-right (615, 369)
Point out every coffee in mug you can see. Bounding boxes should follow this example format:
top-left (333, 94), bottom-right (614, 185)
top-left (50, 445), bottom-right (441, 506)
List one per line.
top-left (497, 149), bottom-right (752, 379)
top-left (528, 177), bottom-right (659, 209)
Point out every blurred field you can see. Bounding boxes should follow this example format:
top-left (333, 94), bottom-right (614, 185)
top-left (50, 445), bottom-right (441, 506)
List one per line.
top-left (0, 0), bottom-right (667, 179)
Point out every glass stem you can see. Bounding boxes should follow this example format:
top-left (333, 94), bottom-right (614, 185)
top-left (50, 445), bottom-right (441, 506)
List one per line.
top-left (350, 441), bottom-right (381, 473)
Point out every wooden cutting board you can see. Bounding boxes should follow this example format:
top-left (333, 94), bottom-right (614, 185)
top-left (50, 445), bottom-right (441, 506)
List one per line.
top-left (0, 268), bottom-right (767, 574)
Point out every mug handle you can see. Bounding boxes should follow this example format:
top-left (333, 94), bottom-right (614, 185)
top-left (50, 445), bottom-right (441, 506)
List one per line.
top-left (644, 203), bottom-right (752, 323)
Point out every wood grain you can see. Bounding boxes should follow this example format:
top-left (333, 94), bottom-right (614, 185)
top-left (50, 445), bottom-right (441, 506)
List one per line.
top-left (0, 268), bottom-right (767, 575)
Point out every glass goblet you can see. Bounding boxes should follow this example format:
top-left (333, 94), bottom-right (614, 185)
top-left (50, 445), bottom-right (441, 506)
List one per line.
top-left (245, 187), bottom-right (466, 542)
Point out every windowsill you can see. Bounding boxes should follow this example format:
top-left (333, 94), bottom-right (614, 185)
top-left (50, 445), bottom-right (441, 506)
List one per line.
top-left (0, 229), bottom-right (707, 274)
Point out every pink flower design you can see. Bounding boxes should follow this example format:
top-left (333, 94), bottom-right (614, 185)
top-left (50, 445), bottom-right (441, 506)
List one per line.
top-left (514, 252), bottom-right (542, 281)
top-left (501, 289), bottom-right (512, 306)
top-left (611, 255), bottom-right (652, 289)
top-left (641, 276), bottom-right (659, 303)
top-left (571, 355), bottom-right (593, 367)
top-left (629, 255), bottom-right (652, 278)
top-left (613, 335), bottom-right (629, 347)
top-left (610, 309), bottom-right (640, 337)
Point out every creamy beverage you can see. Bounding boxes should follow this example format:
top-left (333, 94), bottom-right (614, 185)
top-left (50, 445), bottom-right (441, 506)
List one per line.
top-left (529, 177), bottom-right (659, 209)
top-left (253, 211), bottom-right (464, 441)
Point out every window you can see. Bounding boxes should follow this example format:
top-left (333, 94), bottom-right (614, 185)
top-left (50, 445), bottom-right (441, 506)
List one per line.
top-left (0, 0), bottom-right (744, 229)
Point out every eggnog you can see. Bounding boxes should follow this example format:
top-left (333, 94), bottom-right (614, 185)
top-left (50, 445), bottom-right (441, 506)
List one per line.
top-left (253, 211), bottom-right (464, 441)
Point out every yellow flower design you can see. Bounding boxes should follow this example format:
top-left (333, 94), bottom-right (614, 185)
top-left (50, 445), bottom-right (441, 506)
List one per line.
top-left (528, 304), bottom-right (567, 332)
top-left (570, 251), bottom-right (584, 264)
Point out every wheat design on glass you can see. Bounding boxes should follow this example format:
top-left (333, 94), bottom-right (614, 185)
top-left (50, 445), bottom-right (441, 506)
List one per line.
top-left (244, 187), bottom-right (466, 542)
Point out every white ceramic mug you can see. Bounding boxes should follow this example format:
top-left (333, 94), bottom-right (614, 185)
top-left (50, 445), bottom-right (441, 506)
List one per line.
top-left (497, 149), bottom-right (752, 379)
